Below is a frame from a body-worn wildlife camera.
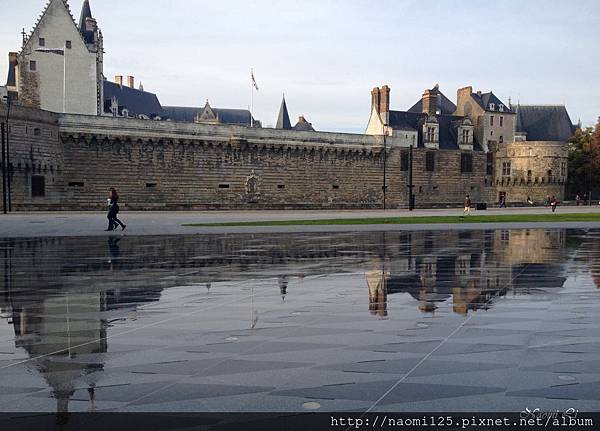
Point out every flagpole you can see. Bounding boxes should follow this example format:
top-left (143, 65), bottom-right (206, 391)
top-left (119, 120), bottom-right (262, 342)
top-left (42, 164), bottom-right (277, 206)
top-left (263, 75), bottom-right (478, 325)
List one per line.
top-left (250, 68), bottom-right (253, 128)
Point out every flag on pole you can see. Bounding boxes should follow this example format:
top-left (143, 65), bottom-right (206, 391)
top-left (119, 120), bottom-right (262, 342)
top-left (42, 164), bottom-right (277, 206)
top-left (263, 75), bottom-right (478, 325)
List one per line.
top-left (251, 69), bottom-right (259, 91)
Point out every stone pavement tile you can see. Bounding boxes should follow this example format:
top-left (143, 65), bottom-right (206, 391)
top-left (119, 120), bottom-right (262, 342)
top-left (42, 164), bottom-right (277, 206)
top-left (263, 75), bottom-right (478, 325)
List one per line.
top-left (318, 358), bottom-right (423, 375)
top-left (272, 380), bottom-right (396, 402)
top-left (408, 359), bottom-right (515, 377)
top-left (129, 383), bottom-right (274, 406)
top-left (120, 392), bottom-right (374, 412)
top-left (507, 381), bottom-right (600, 401)
top-left (403, 367), bottom-right (513, 388)
top-left (521, 360), bottom-right (600, 374)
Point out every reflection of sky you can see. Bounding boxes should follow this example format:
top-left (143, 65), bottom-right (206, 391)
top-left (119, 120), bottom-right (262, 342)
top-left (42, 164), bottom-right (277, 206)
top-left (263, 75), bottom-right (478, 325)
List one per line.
top-left (1, 0), bottom-right (598, 131)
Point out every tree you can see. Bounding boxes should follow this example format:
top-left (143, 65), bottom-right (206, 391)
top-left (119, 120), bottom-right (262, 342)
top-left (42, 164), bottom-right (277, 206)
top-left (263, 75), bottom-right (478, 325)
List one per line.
top-left (567, 125), bottom-right (592, 199)
top-left (567, 117), bottom-right (600, 201)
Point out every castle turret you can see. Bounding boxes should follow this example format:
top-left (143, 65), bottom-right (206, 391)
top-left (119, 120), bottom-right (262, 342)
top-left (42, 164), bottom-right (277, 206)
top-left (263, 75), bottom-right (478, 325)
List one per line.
top-left (276, 95), bottom-right (291, 129)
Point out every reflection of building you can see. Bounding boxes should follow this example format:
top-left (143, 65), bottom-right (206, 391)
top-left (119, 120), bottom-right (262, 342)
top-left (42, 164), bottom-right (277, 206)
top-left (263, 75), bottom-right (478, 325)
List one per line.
top-left (366, 265), bottom-right (390, 317)
top-left (371, 229), bottom-right (571, 316)
top-left (1, 283), bottom-right (163, 419)
top-left (0, 237), bottom-right (164, 419)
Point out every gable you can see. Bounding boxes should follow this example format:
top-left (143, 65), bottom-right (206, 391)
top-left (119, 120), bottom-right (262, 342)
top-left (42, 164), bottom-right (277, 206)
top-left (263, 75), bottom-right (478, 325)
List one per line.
top-left (22, 0), bottom-right (90, 55)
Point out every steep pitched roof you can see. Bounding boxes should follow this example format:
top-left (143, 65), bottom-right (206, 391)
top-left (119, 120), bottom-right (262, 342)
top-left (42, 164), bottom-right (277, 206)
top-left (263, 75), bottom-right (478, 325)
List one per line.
top-left (388, 111), bottom-right (482, 151)
top-left (21, 0), bottom-right (87, 54)
top-left (472, 91), bottom-right (513, 113)
top-left (513, 104), bottom-right (575, 141)
top-left (408, 87), bottom-right (457, 115)
top-left (276, 95), bottom-right (291, 129)
top-left (161, 106), bottom-right (200, 122)
top-left (103, 80), bottom-right (163, 117)
top-left (78, 0), bottom-right (95, 44)
top-left (6, 54), bottom-right (17, 87)
top-left (162, 105), bottom-right (255, 125)
top-left (293, 116), bottom-right (315, 132)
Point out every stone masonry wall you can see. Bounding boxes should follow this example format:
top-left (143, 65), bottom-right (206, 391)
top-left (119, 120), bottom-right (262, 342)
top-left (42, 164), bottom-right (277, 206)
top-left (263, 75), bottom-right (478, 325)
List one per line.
top-left (0, 103), bottom-right (62, 210)
top-left (494, 141), bottom-right (567, 202)
top-left (55, 115), bottom-right (492, 210)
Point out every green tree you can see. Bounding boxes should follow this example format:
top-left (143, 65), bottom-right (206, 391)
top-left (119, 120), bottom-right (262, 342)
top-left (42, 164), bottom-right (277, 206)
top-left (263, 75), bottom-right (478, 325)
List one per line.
top-left (567, 126), bottom-right (600, 199)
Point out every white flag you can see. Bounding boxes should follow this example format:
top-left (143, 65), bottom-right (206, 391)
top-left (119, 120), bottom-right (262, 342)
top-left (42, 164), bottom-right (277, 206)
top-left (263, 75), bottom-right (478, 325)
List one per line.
top-left (251, 69), bottom-right (259, 91)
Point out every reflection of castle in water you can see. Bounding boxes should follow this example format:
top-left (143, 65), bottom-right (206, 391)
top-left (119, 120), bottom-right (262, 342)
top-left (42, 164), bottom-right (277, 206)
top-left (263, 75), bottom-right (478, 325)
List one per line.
top-left (0, 228), bottom-right (588, 418)
top-left (367, 229), bottom-right (573, 316)
top-left (0, 237), bottom-right (164, 421)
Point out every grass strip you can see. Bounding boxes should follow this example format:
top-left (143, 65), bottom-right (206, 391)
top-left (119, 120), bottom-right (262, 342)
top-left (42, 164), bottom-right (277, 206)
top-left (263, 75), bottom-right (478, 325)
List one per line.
top-left (183, 212), bottom-right (600, 227)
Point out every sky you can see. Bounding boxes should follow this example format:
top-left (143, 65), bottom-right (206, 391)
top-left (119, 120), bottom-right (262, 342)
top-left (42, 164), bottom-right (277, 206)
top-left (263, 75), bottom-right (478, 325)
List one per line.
top-left (0, 0), bottom-right (598, 133)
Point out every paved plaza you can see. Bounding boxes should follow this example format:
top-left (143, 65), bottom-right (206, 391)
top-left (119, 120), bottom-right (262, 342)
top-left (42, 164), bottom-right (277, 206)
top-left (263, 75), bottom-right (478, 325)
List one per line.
top-left (1, 206), bottom-right (600, 237)
top-left (1, 229), bottom-right (600, 416)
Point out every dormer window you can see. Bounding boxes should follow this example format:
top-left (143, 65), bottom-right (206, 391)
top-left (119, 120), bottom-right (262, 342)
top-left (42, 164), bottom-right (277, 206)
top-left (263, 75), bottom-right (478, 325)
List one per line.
top-left (462, 129), bottom-right (469, 145)
top-left (427, 127), bottom-right (436, 142)
top-left (122, 109), bottom-right (129, 117)
top-left (499, 104), bottom-right (504, 112)
top-left (489, 103), bottom-right (495, 110)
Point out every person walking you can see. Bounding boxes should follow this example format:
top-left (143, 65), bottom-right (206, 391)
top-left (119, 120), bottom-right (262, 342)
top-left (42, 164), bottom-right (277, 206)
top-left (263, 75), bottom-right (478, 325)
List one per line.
top-left (499, 195), bottom-right (507, 208)
top-left (550, 195), bottom-right (558, 213)
top-left (463, 194), bottom-right (472, 216)
top-left (576, 194), bottom-right (581, 206)
top-left (105, 188), bottom-right (126, 231)
top-left (527, 196), bottom-right (534, 206)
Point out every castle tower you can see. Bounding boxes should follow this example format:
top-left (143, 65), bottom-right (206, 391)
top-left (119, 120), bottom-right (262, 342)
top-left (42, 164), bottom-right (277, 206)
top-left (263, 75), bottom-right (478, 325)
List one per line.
top-left (276, 94), bottom-right (291, 129)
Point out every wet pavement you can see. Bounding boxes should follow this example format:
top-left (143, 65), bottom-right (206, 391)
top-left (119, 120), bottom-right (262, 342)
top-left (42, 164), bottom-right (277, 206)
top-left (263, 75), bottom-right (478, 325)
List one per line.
top-left (0, 229), bottom-right (599, 414)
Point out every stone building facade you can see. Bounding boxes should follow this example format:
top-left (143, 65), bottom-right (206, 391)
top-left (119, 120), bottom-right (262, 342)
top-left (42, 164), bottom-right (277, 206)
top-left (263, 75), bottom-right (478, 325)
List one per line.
top-left (10, 0), bottom-right (103, 115)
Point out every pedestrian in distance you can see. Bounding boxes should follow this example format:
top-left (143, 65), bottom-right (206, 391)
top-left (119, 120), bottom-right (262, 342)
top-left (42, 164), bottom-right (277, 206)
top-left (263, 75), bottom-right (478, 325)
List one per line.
top-left (105, 187), bottom-right (126, 231)
top-left (499, 195), bottom-right (507, 208)
top-left (576, 194), bottom-right (581, 206)
top-left (527, 196), bottom-right (534, 206)
top-left (463, 194), bottom-right (472, 216)
top-left (550, 195), bottom-right (559, 213)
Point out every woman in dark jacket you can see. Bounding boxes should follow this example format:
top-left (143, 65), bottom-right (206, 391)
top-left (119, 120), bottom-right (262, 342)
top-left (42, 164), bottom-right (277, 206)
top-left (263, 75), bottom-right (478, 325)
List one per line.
top-left (105, 188), bottom-right (126, 231)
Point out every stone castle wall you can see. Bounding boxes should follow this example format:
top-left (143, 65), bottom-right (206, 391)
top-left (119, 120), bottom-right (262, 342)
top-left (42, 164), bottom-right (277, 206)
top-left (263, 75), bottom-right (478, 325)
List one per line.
top-left (0, 103), bottom-right (62, 210)
top-left (1, 108), bottom-right (567, 211)
top-left (494, 141), bottom-right (567, 202)
top-left (56, 114), bottom-right (497, 210)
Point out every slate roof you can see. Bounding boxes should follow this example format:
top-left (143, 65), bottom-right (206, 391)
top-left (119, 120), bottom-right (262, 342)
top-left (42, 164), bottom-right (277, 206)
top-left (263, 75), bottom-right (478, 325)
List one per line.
top-left (78, 0), bottom-right (95, 44)
top-left (388, 111), bottom-right (482, 151)
top-left (103, 80), bottom-right (164, 118)
top-left (276, 96), bottom-right (291, 129)
top-left (6, 56), bottom-right (16, 87)
top-left (472, 91), bottom-right (513, 113)
top-left (513, 104), bottom-right (575, 142)
top-left (162, 105), bottom-right (254, 125)
top-left (408, 89), bottom-right (457, 115)
top-left (293, 116), bottom-right (315, 132)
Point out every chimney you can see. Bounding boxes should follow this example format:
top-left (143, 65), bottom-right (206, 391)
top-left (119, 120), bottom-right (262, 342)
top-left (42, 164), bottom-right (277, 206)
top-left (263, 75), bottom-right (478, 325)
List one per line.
top-left (422, 88), bottom-right (439, 116)
top-left (127, 76), bottom-right (135, 88)
top-left (371, 87), bottom-right (381, 113)
top-left (115, 75), bottom-right (123, 86)
top-left (379, 85), bottom-right (390, 114)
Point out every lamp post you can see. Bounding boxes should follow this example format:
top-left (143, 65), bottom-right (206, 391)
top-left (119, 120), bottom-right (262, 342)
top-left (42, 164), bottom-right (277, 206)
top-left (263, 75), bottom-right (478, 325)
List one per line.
top-left (408, 142), bottom-right (415, 211)
top-left (35, 46), bottom-right (66, 113)
top-left (5, 95), bottom-right (12, 212)
top-left (382, 123), bottom-right (388, 210)
top-left (1, 120), bottom-right (6, 214)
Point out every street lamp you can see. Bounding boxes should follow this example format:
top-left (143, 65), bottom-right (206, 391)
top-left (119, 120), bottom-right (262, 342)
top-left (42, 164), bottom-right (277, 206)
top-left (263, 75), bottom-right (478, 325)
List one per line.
top-left (408, 142), bottom-right (414, 211)
top-left (35, 46), bottom-right (66, 113)
top-left (1, 93), bottom-right (12, 214)
top-left (382, 123), bottom-right (388, 210)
